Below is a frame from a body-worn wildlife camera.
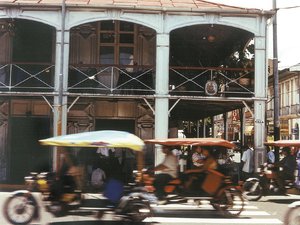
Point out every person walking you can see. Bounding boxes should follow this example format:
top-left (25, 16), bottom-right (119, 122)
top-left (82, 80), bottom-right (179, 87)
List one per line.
top-left (241, 145), bottom-right (254, 181)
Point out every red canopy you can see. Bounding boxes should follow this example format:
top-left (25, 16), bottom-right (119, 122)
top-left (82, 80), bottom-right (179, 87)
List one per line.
top-left (265, 140), bottom-right (300, 148)
top-left (144, 138), bottom-right (235, 149)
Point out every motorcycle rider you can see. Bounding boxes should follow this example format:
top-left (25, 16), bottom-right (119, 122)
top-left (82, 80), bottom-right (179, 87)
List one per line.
top-left (276, 147), bottom-right (296, 193)
top-left (184, 146), bottom-right (218, 191)
top-left (151, 145), bottom-right (178, 203)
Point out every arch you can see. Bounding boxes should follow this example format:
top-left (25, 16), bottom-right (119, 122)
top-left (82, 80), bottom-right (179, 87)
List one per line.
top-left (66, 10), bottom-right (160, 32)
top-left (165, 14), bottom-right (262, 36)
top-left (0, 9), bottom-right (60, 29)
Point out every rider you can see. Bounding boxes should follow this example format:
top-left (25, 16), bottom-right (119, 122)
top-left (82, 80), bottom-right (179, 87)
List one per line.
top-left (191, 146), bottom-right (206, 168)
top-left (276, 147), bottom-right (296, 193)
top-left (184, 146), bottom-right (218, 190)
top-left (151, 145), bottom-right (178, 202)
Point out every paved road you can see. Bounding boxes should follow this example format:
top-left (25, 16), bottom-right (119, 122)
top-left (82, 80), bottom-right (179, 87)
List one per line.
top-left (1, 192), bottom-right (300, 225)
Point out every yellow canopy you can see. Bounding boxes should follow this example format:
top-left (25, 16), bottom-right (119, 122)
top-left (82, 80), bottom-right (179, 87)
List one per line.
top-left (39, 130), bottom-right (145, 151)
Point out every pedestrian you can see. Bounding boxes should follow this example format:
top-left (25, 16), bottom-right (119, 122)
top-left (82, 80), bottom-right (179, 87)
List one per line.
top-left (296, 148), bottom-right (300, 187)
top-left (241, 145), bottom-right (254, 181)
top-left (266, 146), bottom-right (275, 164)
top-left (91, 165), bottom-right (106, 191)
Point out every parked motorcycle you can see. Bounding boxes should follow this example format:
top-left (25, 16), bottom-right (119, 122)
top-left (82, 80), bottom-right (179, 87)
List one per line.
top-left (3, 130), bottom-right (153, 225)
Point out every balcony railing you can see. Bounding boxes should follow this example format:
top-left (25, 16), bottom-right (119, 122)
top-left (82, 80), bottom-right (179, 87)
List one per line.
top-left (291, 104), bottom-right (300, 115)
top-left (0, 63), bottom-right (255, 98)
top-left (169, 66), bottom-right (254, 97)
top-left (280, 106), bottom-right (290, 116)
top-left (68, 65), bottom-right (155, 95)
top-left (0, 63), bottom-right (54, 92)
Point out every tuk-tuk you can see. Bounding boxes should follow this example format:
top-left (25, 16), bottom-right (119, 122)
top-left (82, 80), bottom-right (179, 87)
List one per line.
top-left (142, 137), bottom-right (244, 218)
top-left (3, 130), bottom-right (152, 225)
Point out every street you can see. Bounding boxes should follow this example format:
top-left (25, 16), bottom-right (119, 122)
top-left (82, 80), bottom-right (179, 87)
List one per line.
top-left (1, 192), bottom-right (300, 225)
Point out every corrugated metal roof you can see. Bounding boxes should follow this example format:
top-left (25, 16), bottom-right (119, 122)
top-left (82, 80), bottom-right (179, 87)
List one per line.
top-left (0, 0), bottom-right (264, 12)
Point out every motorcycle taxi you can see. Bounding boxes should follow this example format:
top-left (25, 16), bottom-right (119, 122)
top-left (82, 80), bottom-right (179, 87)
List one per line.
top-left (140, 137), bottom-right (245, 217)
top-left (243, 140), bottom-right (299, 202)
top-left (3, 130), bottom-right (152, 225)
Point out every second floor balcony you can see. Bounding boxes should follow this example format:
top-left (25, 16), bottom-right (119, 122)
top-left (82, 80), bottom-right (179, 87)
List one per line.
top-left (0, 62), bottom-right (254, 98)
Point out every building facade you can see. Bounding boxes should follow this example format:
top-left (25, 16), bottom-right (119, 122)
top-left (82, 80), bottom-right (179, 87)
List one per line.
top-left (267, 64), bottom-right (300, 141)
top-left (0, 0), bottom-right (272, 183)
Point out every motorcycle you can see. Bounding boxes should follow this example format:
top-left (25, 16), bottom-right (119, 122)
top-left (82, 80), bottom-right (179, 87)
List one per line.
top-left (242, 163), bottom-right (295, 201)
top-left (267, 139), bottom-right (300, 225)
top-left (3, 130), bottom-right (152, 225)
top-left (141, 137), bottom-right (245, 218)
top-left (243, 139), bottom-right (300, 201)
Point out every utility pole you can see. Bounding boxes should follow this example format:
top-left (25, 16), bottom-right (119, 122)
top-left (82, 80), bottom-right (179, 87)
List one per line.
top-left (273, 0), bottom-right (280, 161)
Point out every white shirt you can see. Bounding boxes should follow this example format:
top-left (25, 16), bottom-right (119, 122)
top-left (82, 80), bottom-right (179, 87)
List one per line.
top-left (242, 148), bottom-right (254, 173)
top-left (161, 153), bottom-right (178, 178)
top-left (91, 168), bottom-right (106, 187)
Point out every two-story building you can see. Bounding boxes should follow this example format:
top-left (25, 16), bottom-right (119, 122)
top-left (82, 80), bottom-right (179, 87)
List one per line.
top-left (267, 63), bottom-right (300, 140)
top-left (0, 0), bottom-right (272, 184)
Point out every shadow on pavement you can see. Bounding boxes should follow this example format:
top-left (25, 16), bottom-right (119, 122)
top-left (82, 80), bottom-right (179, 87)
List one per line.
top-left (50, 221), bottom-right (156, 225)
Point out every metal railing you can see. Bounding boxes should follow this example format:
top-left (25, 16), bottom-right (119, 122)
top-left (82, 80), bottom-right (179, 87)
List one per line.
top-left (0, 63), bottom-right (255, 98)
top-left (0, 63), bottom-right (54, 91)
top-left (169, 66), bottom-right (254, 97)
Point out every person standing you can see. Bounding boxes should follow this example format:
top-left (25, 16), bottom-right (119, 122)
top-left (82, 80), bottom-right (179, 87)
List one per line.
top-left (241, 145), bottom-right (254, 181)
top-left (266, 146), bottom-right (275, 164)
top-left (152, 146), bottom-right (178, 202)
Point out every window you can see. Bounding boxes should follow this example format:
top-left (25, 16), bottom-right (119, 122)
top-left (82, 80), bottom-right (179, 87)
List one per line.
top-left (99, 21), bottom-right (135, 66)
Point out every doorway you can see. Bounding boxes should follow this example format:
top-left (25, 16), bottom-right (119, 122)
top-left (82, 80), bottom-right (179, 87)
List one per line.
top-left (95, 119), bottom-right (135, 133)
top-left (9, 117), bottom-right (51, 184)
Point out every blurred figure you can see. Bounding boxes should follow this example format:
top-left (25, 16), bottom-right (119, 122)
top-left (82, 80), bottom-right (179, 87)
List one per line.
top-left (241, 145), bottom-right (254, 181)
top-left (152, 146), bottom-right (178, 202)
top-left (296, 148), bottom-right (300, 187)
top-left (276, 147), bottom-right (296, 193)
top-left (91, 165), bottom-right (106, 191)
top-left (184, 147), bottom-right (217, 190)
top-left (266, 146), bottom-right (275, 164)
top-left (191, 146), bottom-right (206, 168)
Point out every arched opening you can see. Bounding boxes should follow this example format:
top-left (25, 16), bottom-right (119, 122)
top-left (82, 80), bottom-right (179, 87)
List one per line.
top-left (68, 20), bottom-right (156, 95)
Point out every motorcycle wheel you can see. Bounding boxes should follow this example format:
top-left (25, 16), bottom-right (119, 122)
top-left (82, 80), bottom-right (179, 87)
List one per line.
top-left (211, 187), bottom-right (245, 218)
top-left (126, 199), bottom-right (152, 222)
top-left (243, 179), bottom-right (263, 201)
top-left (284, 206), bottom-right (300, 225)
top-left (3, 193), bottom-right (38, 225)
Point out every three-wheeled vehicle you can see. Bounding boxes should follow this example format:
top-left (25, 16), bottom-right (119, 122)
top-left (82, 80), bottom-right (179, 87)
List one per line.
top-left (141, 137), bottom-right (245, 217)
top-left (3, 130), bottom-right (152, 225)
